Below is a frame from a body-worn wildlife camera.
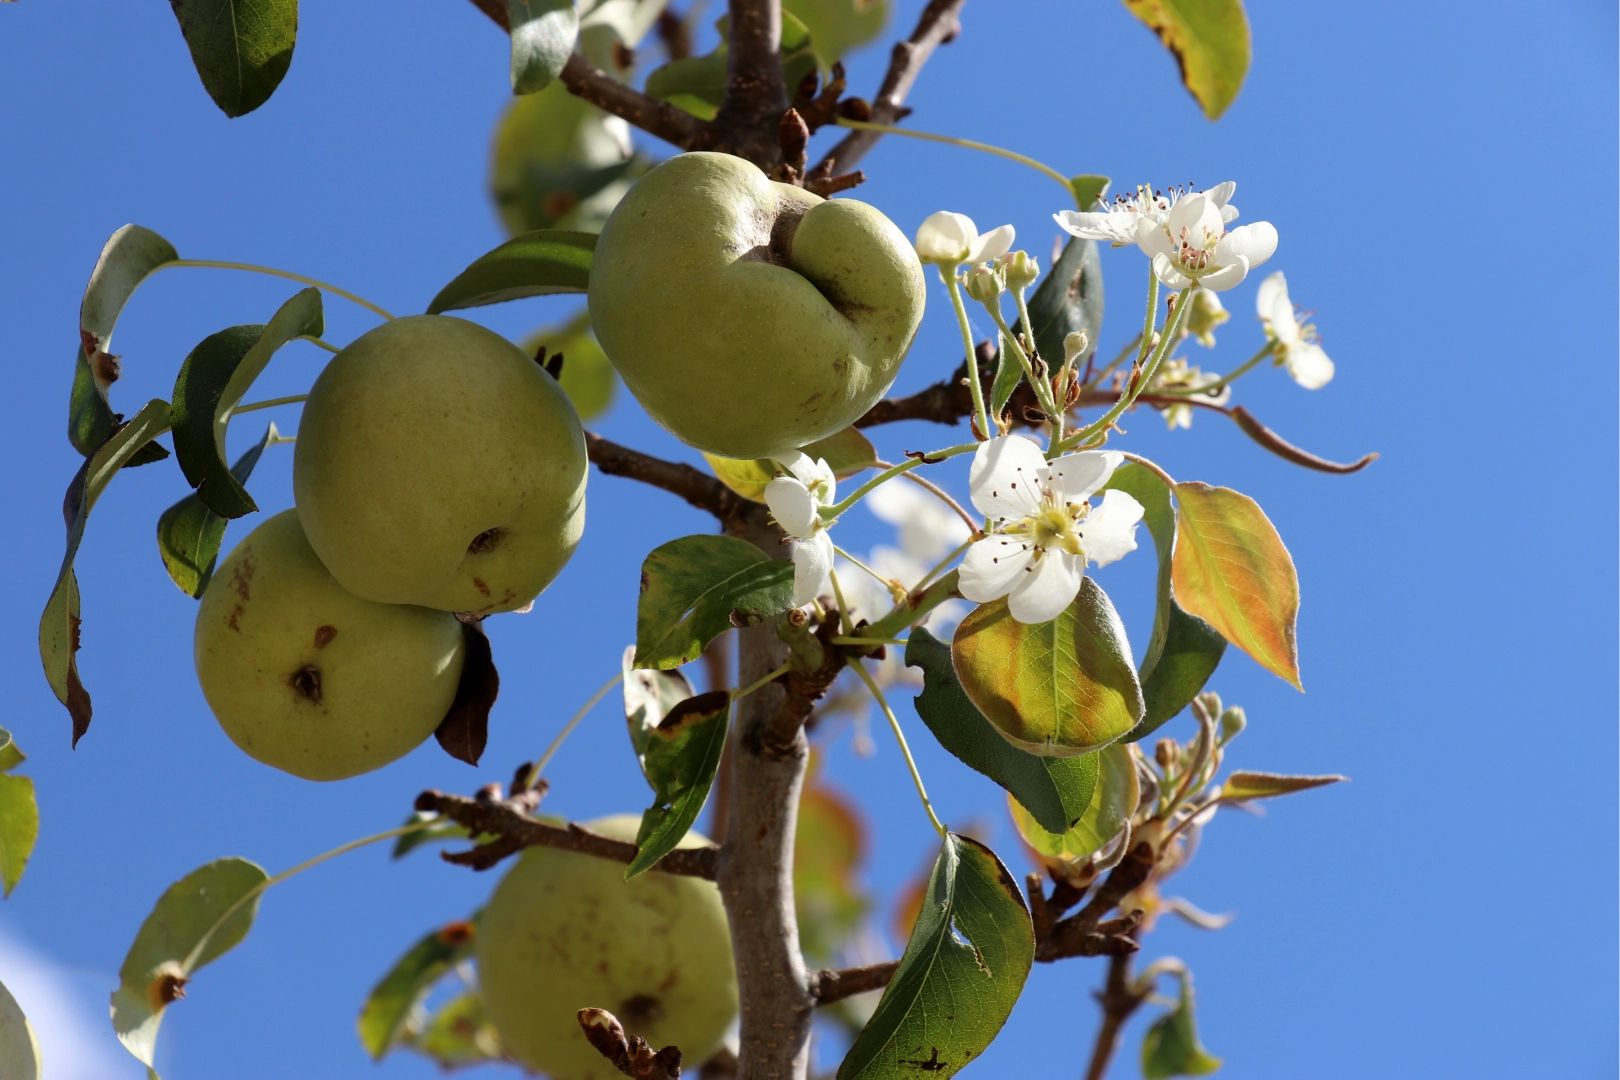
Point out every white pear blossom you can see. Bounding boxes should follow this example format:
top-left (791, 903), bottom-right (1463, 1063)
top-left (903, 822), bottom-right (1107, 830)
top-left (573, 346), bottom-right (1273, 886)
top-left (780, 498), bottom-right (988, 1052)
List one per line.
top-left (1150, 357), bottom-right (1231, 430)
top-left (763, 453), bottom-right (836, 605)
top-left (914, 211), bottom-right (1015, 266)
top-left (1256, 271), bottom-right (1334, 389)
top-left (1055, 182), bottom-right (1239, 248)
top-left (1134, 191), bottom-right (1276, 292)
top-left (958, 436), bottom-right (1144, 624)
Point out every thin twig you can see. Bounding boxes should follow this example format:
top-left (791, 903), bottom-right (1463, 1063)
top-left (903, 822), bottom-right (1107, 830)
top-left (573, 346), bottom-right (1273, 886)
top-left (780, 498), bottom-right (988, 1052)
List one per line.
top-left (810, 961), bottom-right (901, 1004)
top-left (1083, 952), bottom-right (1150, 1080)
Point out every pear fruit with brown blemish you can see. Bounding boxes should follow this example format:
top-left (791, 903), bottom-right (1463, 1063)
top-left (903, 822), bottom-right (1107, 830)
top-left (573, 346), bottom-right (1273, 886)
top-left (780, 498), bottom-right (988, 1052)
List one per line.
top-left (589, 151), bottom-right (926, 460)
top-left (478, 815), bottom-right (737, 1080)
top-left (293, 314), bottom-right (587, 614)
top-left (194, 510), bottom-right (466, 781)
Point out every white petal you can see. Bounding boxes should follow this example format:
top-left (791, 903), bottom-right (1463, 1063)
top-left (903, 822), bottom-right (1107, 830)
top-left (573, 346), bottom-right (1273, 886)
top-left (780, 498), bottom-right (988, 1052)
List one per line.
top-left (1219, 221), bottom-right (1278, 269)
top-left (1203, 181), bottom-right (1236, 208)
top-left (1164, 192), bottom-right (1210, 235)
top-left (764, 477), bottom-right (820, 537)
top-left (1135, 217), bottom-right (1175, 259)
top-left (791, 532), bottom-right (834, 605)
top-left (1286, 341), bottom-right (1335, 389)
top-left (1151, 253), bottom-right (1192, 290)
top-left (1047, 450), bottom-right (1123, 503)
top-left (1007, 552), bottom-right (1082, 624)
top-left (1255, 270), bottom-right (1288, 322)
top-left (958, 535), bottom-right (1033, 603)
top-left (914, 211), bottom-right (976, 263)
top-left (1199, 259), bottom-right (1249, 292)
top-left (969, 435), bottom-right (1048, 523)
top-left (1079, 490), bottom-right (1143, 567)
top-left (970, 224), bottom-right (1016, 263)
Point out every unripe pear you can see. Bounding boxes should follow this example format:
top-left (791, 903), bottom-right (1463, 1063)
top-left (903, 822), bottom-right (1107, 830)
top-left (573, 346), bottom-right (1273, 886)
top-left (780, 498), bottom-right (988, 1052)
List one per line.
top-left (293, 314), bottom-right (587, 614)
top-left (478, 815), bottom-right (737, 1079)
top-left (194, 510), bottom-right (465, 781)
top-left (589, 152), bottom-right (925, 460)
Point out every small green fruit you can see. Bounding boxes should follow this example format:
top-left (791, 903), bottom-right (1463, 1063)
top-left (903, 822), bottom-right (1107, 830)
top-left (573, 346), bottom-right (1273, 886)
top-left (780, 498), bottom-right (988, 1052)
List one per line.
top-left (293, 314), bottom-right (587, 614)
top-left (478, 815), bottom-right (737, 1079)
top-left (589, 152), bottom-right (925, 460)
top-left (194, 510), bottom-right (465, 781)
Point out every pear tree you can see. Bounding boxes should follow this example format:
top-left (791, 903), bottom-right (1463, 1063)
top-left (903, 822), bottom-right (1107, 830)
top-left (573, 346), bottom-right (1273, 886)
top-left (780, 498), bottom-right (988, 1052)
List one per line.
top-left (4, 2), bottom-right (1370, 1079)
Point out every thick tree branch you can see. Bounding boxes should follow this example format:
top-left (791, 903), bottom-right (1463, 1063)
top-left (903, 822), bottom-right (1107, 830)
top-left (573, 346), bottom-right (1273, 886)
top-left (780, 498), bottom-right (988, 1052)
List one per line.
top-left (810, 961), bottom-right (900, 1005)
top-left (415, 788), bottom-right (720, 878)
top-left (753, 613), bottom-right (847, 758)
top-left (699, 0), bottom-right (791, 167)
top-left (586, 431), bottom-right (761, 525)
top-left (1029, 841), bottom-right (1156, 964)
top-left (816, 0), bottom-right (969, 176)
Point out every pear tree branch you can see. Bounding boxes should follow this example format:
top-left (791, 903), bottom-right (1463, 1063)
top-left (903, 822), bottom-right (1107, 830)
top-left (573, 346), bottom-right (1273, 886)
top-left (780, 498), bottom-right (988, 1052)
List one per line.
top-left (584, 431), bottom-right (764, 527)
top-left (810, 961), bottom-right (901, 1004)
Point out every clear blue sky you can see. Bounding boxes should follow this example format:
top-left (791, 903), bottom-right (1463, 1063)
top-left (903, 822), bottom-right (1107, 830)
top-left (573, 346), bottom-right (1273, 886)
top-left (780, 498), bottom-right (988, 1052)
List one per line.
top-left (0, 2), bottom-right (1613, 1078)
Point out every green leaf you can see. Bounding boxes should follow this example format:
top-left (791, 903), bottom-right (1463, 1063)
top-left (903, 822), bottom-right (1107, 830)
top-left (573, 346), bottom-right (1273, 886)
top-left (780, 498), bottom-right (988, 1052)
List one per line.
top-left (71, 225), bottom-right (179, 456)
top-left (41, 399), bottom-right (173, 745)
top-left (1024, 234), bottom-right (1104, 373)
top-left (0, 976), bottom-right (42, 1080)
top-left (492, 82), bottom-right (646, 236)
top-left (111, 857), bottom-right (270, 1075)
top-left (782, 0), bottom-right (888, 62)
top-left (703, 426), bottom-right (878, 502)
top-left (0, 777), bottom-right (38, 900)
top-left (951, 581), bottom-right (1144, 757)
top-left (522, 308), bottom-right (617, 420)
top-left (627, 690), bottom-right (730, 878)
top-left (169, 289), bottom-right (323, 519)
top-left (1007, 742), bottom-right (1138, 863)
top-left (508, 0), bottom-right (580, 94)
top-left (1122, 0), bottom-right (1251, 120)
top-left (157, 423), bottom-right (280, 597)
top-left (646, 12), bottom-right (818, 118)
top-left (623, 644), bottom-right (695, 769)
top-left (1069, 174), bottom-right (1111, 210)
top-left (358, 917), bottom-right (480, 1060)
top-left (1221, 771), bottom-right (1346, 801)
top-left (168, 0), bottom-right (299, 118)
top-left (905, 628), bottom-right (1097, 835)
top-left (838, 834), bottom-right (1032, 1079)
top-left (426, 230), bottom-right (596, 314)
top-left (634, 535), bottom-right (796, 669)
top-left (404, 991), bottom-right (505, 1069)
top-left (989, 330), bottom-right (1023, 416)
top-left (1141, 969), bottom-right (1222, 1078)
top-left (1104, 464), bottom-right (1225, 741)
top-left (1171, 482), bottom-right (1300, 689)
top-left (391, 811), bottom-right (473, 860)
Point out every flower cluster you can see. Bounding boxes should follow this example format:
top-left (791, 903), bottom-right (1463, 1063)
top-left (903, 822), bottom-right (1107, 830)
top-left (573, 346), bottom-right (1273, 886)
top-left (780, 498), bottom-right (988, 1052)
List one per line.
top-left (1257, 271), bottom-right (1334, 389)
top-left (763, 453), bottom-right (837, 606)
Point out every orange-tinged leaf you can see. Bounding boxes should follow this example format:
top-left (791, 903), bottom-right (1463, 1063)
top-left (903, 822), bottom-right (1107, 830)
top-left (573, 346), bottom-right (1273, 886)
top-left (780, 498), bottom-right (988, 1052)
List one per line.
top-left (1171, 482), bottom-right (1301, 689)
top-left (1120, 0), bottom-right (1251, 120)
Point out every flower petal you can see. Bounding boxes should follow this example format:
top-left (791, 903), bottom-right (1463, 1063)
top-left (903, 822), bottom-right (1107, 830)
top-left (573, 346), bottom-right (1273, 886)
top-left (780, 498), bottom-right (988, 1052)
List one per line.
top-left (1047, 450), bottom-right (1123, 503)
top-left (1135, 218), bottom-right (1175, 259)
top-left (1199, 259), bottom-right (1249, 292)
top-left (1007, 551), bottom-right (1083, 624)
top-left (970, 223), bottom-right (1016, 263)
top-left (1219, 221), bottom-right (1278, 268)
top-left (958, 535), bottom-right (1033, 603)
top-left (914, 211), bottom-right (976, 263)
top-left (1203, 181), bottom-right (1236, 209)
top-left (1078, 489), bottom-right (1144, 567)
top-left (792, 532), bottom-right (834, 605)
top-left (1151, 253), bottom-right (1193, 290)
top-left (764, 477), bottom-right (820, 537)
top-left (969, 435), bottom-right (1048, 523)
top-left (1255, 270), bottom-right (1288, 323)
top-left (1285, 341), bottom-right (1335, 389)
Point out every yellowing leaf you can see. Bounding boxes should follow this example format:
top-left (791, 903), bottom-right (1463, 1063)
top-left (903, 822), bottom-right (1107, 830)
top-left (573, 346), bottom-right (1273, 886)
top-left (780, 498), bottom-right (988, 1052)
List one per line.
top-left (1221, 771), bottom-right (1346, 801)
top-left (1008, 741), bottom-right (1138, 864)
top-left (703, 427), bottom-right (877, 502)
top-left (1121, 0), bottom-right (1251, 120)
top-left (1171, 482), bottom-right (1301, 689)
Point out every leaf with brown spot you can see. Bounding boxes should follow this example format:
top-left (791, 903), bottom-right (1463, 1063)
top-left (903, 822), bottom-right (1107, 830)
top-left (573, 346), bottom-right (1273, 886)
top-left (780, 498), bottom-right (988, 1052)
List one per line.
top-left (626, 690), bottom-right (730, 878)
top-left (1121, 0), bottom-right (1251, 120)
top-left (434, 622), bottom-right (500, 766)
top-left (157, 423), bottom-right (280, 598)
top-left (1171, 482), bottom-right (1301, 689)
top-left (358, 914), bottom-right (482, 1060)
top-left (634, 535), bottom-right (795, 669)
top-left (1221, 771), bottom-right (1346, 801)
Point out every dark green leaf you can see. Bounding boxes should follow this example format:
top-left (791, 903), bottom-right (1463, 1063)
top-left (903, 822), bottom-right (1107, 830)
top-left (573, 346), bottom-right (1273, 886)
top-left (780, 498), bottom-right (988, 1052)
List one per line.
top-left (627, 690), bottom-right (730, 878)
top-left (1024, 234), bottom-right (1104, 372)
top-left (990, 330), bottom-right (1023, 415)
top-left (390, 811), bottom-right (472, 860)
top-left (905, 628), bottom-right (1096, 835)
top-left (951, 581), bottom-right (1144, 757)
top-left (1122, 0), bottom-right (1250, 120)
top-left (157, 422), bottom-right (279, 597)
top-left (1069, 174), bottom-right (1110, 210)
top-left (71, 225), bottom-right (179, 455)
top-left (170, 288), bottom-right (323, 519)
top-left (508, 0), bottom-right (579, 94)
top-left (838, 834), bottom-right (1032, 1079)
top-left (41, 399), bottom-right (173, 745)
top-left (112, 857), bottom-right (270, 1074)
top-left (1104, 463), bottom-right (1225, 741)
top-left (426, 230), bottom-right (596, 314)
top-left (169, 0), bottom-right (299, 117)
top-left (404, 992), bottom-right (505, 1068)
top-left (1221, 771), bottom-right (1346, 801)
top-left (0, 776), bottom-right (37, 899)
top-left (1141, 970), bottom-right (1222, 1078)
top-left (634, 535), bottom-right (796, 669)
top-left (0, 976), bottom-right (42, 1080)
top-left (358, 917), bottom-right (480, 1060)
top-left (1007, 742), bottom-right (1137, 863)
top-left (623, 645), bottom-right (695, 771)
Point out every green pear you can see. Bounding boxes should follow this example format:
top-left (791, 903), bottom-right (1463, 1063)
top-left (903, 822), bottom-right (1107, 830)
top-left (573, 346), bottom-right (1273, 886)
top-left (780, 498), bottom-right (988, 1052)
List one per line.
top-left (589, 152), bottom-right (925, 460)
top-left (194, 510), bottom-right (465, 781)
top-left (478, 815), bottom-right (737, 1079)
top-left (293, 314), bottom-right (587, 614)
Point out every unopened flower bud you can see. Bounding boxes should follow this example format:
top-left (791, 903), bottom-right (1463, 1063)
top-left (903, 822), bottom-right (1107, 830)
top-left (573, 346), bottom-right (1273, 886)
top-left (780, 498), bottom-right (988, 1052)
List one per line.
top-left (1218, 706), bottom-right (1246, 745)
top-left (1183, 288), bottom-right (1230, 348)
top-left (996, 249), bottom-right (1040, 289)
top-left (963, 263), bottom-right (1005, 303)
top-left (1063, 330), bottom-right (1091, 366)
top-left (1154, 737), bottom-right (1179, 770)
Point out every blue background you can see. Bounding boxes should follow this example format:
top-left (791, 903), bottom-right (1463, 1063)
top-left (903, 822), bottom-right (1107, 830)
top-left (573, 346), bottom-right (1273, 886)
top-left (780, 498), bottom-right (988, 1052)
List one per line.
top-left (0, 1), bottom-right (1614, 1077)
